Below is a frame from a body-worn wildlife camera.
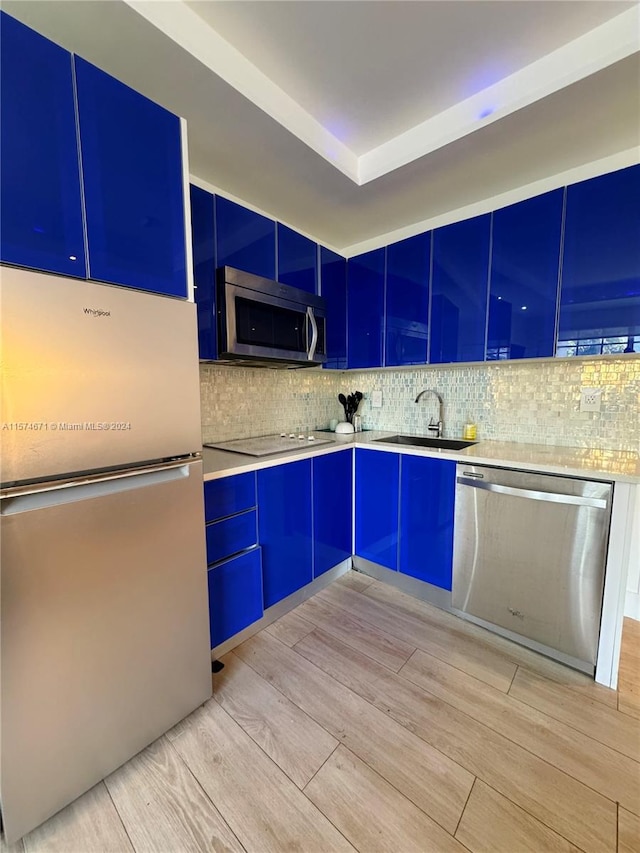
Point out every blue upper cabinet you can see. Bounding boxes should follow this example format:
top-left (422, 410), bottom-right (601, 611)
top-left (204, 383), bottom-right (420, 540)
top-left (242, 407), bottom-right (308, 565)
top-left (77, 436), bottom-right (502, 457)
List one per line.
top-left (258, 460), bottom-right (313, 609)
top-left (74, 57), bottom-right (187, 297)
top-left (277, 224), bottom-right (317, 293)
top-left (313, 451), bottom-right (352, 577)
top-left (321, 247), bottom-right (347, 369)
top-left (430, 214), bottom-right (491, 364)
top-left (215, 196), bottom-right (276, 280)
top-left (0, 13), bottom-right (86, 278)
top-left (190, 185), bottom-right (217, 359)
top-left (355, 449), bottom-right (399, 571)
top-left (558, 166), bottom-right (640, 357)
top-left (488, 190), bottom-right (563, 360)
top-left (347, 248), bottom-right (386, 368)
top-left (385, 232), bottom-right (431, 366)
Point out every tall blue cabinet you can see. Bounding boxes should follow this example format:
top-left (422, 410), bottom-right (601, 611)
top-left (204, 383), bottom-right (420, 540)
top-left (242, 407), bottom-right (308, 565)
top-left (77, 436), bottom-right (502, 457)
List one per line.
top-left (74, 57), bottom-right (187, 297)
top-left (1, 12), bottom-right (189, 298)
top-left (0, 12), bottom-right (86, 277)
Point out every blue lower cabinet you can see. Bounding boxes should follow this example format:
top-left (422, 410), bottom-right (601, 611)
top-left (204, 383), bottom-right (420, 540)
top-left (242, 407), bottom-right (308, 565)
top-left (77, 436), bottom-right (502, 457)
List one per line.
top-left (399, 455), bottom-right (456, 590)
top-left (205, 509), bottom-right (257, 566)
top-left (191, 185), bottom-right (216, 359)
top-left (0, 12), bottom-right (86, 277)
top-left (258, 460), bottom-right (313, 608)
top-left (204, 472), bottom-right (256, 523)
top-left (313, 451), bottom-right (352, 577)
top-left (208, 548), bottom-right (263, 648)
top-left (355, 449), bottom-right (399, 570)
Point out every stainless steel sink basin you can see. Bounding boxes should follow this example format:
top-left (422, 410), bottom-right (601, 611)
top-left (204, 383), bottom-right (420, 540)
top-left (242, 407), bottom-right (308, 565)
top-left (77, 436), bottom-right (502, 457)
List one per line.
top-left (373, 435), bottom-right (477, 450)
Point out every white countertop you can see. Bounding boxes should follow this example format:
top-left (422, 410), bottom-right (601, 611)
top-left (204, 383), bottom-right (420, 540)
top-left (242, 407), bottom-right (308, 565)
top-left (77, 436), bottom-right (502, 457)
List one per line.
top-left (202, 431), bottom-right (640, 484)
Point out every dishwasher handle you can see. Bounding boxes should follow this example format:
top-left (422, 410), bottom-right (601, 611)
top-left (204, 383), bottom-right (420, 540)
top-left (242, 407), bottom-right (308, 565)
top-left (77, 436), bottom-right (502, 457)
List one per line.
top-left (456, 475), bottom-right (608, 509)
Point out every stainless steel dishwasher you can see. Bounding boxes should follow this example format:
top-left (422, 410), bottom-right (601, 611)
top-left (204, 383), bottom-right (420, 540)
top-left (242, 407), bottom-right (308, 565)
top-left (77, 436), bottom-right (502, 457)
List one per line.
top-left (452, 464), bottom-right (612, 674)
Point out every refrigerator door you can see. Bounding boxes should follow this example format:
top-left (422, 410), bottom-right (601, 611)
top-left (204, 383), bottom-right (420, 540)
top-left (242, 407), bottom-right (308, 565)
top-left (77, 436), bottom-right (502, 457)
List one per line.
top-left (0, 266), bottom-right (201, 486)
top-left (0, 459), bottom-right (211, 843)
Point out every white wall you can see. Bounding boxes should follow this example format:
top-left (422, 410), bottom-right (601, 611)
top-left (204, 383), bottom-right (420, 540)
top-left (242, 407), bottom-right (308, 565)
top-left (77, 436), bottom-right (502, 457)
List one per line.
top-left (625, 495), bottom-right (640, 620)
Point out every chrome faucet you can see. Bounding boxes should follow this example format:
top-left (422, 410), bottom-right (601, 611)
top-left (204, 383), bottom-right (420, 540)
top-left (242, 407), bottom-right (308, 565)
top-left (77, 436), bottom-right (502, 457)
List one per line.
top-left (415, 389), bottom-right (444, 438)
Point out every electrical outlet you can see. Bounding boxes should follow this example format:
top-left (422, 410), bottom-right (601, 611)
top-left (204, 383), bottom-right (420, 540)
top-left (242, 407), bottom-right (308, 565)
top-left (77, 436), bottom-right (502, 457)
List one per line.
top-left (580, 387), bottom-right (602, 412)
top-left (371, 389), bottom-right (383, 408)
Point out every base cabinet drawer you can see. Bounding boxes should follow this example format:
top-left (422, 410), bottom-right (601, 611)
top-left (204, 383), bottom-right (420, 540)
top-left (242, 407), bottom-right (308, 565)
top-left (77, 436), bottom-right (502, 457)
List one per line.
top-left (207, 548), bottom-right (263, 648)
top-left (205, 509), bottom-right (257, 566)
top-left (204, 472), bottom-right (256, 523)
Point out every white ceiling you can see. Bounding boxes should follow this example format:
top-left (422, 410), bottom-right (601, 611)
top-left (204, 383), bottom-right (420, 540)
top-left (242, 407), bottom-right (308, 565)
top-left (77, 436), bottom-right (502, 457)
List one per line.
top-left (186, 0), bottom-right (637, 154)
top-left (4, 1), bottom-right (639, 254)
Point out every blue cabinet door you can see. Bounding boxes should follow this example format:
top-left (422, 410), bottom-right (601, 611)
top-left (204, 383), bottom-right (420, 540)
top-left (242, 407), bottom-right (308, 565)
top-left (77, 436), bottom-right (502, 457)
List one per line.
top-left (385, 232), bottom-right (430, 366)
top-left (313, 451), bottom-right (352, 577)
top-left (430, 214), bottom-right (491, 364)
top-left (355, 449), bottom-right (399, 571)
top-left (191, 185), bottom-right (217, 359)
top-left (488, 190), bottom-right (563, 360)
top-left (321, 247), bottom-right (347, 369)
top-left (347, 248), bottom-right (386, 368)
top-left (277, 223), bottom-right (317, 293)
top-left (0, 13), bottom-right (85, 277)
top-left (558, 166), bottom-right (640, 356)
top-left (215, 196), bottom-right (276, 280)
top-left (74, 57), bottom-right (187, 297)
top-left (208, 548), bottom-right (263, 648)
top-left (258, 460), bottom-right (313, 608)
top-left (399, 455), bottom-right (456, 590)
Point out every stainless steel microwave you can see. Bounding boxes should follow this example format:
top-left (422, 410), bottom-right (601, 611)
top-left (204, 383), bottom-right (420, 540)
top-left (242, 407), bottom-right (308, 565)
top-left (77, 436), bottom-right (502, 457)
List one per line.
top-left (216, 267), bottom-right (327, 368)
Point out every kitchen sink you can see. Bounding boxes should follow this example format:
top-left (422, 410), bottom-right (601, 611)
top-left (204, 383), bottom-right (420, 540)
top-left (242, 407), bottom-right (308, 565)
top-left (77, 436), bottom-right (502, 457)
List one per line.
top-left (373, 435), bottom-right (477, 450)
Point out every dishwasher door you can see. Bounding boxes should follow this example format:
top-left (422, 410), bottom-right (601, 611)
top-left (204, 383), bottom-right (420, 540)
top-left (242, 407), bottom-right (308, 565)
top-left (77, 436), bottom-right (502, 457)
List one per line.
top-left (452, 464), bottom-right (612, 672)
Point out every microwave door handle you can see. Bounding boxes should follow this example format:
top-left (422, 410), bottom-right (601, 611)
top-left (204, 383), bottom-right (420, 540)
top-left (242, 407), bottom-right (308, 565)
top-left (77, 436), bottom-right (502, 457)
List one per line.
top-left (307, 306), bottom-right (318, 361)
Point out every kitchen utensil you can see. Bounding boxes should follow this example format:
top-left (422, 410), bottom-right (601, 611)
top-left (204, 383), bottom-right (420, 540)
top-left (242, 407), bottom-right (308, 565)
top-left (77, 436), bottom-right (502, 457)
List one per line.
top-left (338, 393), bottom-right (349, 422)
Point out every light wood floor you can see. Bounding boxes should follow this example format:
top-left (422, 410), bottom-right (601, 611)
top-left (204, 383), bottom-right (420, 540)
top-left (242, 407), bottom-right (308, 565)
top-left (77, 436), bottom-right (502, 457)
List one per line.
top-left (3, 571), bottom-right (640, 853)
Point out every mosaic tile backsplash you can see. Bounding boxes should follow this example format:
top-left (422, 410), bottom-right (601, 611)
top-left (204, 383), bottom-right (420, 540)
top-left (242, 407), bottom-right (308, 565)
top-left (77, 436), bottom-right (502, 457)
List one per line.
top-left (200, 357), bottom-right (640, 452)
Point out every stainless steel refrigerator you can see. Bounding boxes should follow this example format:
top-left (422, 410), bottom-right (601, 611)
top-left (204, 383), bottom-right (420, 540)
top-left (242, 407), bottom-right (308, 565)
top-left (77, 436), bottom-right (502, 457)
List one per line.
top-left (0, 266), bottom-right (212, 843)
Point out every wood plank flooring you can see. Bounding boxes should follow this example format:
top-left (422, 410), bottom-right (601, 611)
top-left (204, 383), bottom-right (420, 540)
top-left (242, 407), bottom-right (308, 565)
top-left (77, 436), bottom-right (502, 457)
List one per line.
top-left (4, 570), bottom-right (639, 853)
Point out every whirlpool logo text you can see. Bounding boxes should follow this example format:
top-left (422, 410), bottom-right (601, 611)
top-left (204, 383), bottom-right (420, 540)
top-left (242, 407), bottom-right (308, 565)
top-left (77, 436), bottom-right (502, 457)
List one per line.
top-left (83, 308), bottom-right (111, 317)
